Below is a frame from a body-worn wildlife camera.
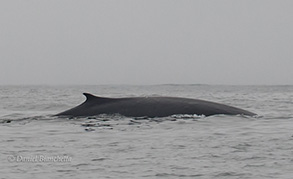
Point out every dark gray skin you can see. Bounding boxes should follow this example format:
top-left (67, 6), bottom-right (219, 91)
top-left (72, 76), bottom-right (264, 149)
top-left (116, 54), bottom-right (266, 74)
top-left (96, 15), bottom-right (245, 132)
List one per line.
top-left (56, 93), bottom-right (256, 118)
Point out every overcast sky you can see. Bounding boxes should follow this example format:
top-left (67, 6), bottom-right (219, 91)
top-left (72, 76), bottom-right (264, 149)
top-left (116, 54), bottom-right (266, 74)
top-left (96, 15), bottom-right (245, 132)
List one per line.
top-left (1, 0), bottom-right (292, 85)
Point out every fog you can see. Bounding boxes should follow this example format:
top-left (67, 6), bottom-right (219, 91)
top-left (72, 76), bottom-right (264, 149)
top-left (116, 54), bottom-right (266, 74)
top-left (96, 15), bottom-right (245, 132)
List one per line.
top-left (1, 0), bottom-right (293, 85)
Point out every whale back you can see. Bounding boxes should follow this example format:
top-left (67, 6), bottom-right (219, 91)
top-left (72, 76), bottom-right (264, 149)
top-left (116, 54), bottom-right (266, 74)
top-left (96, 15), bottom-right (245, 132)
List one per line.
top-left (56, 93), bottom-right (256, 117)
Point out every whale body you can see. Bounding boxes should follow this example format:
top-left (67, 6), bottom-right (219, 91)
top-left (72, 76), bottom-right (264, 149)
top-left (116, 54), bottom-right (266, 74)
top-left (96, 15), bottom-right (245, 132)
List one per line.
top-left (56, 93), bottom-right (256, 118)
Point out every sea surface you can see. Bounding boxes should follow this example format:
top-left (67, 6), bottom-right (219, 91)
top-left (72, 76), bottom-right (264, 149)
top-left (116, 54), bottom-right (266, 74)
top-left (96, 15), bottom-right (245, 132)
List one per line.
top-left (1, 85), bottom-right (293, 179)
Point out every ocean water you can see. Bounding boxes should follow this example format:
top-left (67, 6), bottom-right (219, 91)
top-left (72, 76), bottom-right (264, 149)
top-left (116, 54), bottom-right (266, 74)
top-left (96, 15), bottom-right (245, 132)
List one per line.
top-left (1, 85), bottom-right (293, 179)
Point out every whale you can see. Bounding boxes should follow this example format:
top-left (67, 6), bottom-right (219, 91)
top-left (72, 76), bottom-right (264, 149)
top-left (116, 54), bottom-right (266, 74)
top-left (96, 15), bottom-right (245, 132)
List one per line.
top-left (56, 93), bottom-right (256, 118)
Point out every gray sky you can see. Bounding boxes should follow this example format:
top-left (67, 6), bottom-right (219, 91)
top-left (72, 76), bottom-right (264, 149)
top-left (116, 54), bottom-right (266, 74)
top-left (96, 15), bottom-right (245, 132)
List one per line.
top-left (1, 0), bottom-right (293, 85)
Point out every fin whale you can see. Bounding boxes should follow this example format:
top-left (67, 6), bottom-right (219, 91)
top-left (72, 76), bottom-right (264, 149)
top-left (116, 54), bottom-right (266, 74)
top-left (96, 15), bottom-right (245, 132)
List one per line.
top-left (56, 93), bottom-right (256, 118)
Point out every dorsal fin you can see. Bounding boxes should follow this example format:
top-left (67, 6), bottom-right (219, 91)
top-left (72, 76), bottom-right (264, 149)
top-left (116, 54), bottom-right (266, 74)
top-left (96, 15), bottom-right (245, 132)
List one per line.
top-left (83, 93), bottom-right (110, 102)
top-left (83, 93), bottom-right (99, 101)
